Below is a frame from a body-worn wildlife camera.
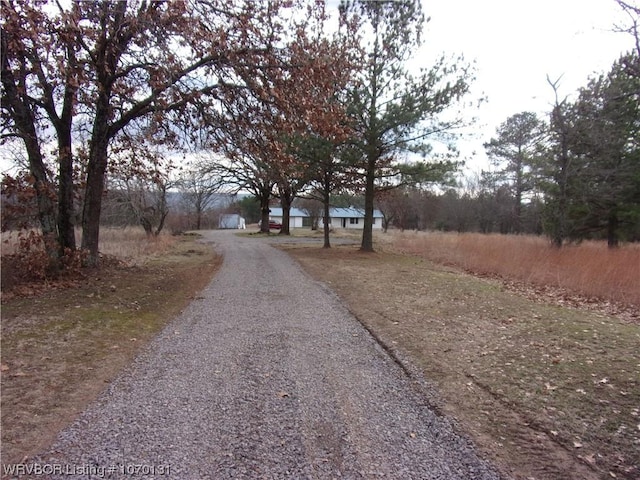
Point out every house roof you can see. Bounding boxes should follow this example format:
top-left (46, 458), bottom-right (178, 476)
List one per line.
top-left (270, 207), bottom-right (382, 218)
top-left (270, 207), bottom-right (307, 217)
top-left (330, 207), bottom-right (383, 219)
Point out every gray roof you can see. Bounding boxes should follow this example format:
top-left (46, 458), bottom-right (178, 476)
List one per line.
top-left (269, 207), bottom-right (307, 217)
top-left (270, 207), bottom-right (382, 218)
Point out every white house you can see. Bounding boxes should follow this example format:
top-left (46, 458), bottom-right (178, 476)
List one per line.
top-left (269, 207), bottom-right (383, 230)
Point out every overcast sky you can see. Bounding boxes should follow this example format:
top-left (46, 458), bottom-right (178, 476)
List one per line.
top-left (2, 1), bottom-right (636, 177)
top-left (418, 0), bottom-right (638, 172)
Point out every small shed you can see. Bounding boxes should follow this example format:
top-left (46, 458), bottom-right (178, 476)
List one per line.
top-left (219, 214), bottom-right (246, 229)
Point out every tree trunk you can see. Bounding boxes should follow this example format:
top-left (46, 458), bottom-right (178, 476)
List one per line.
top-left (31, 146), bottom-right (60, 271)
top-left (259, 188), bottom-right (271, 233)
top-left (514, 188), bottom-right (523, 234)
top-left (360, 158), bottom-right (376, 252)
top-left (513, 151), bottom-right (524, 234)
top-left (279, 186), bottom-right (293, 236)
top-left (26, 136), bottom-right (59, 268)
top-left (140, 216), bottom-right (153, 236)
top-left (154, 210), bottom-right (167, 237)
top-left (82, 123), bottom-right (110, 266)
top-left (154, 185), bottom-right (168, 236)
top-left (552, 126), bottom-right (570, 248)
top-left (361, 22), bottom-right (380, 253)
top-left (280, 204), bottom-right (291, 235)
top-left (260, 206), bottom-right (270, 233)
top-left (607, 211), bottom-right (619, 248)
top-left (195, 206), bottom-right (202, 230)
top-left (381, 213), bottom-right (392, 233)
top-left (322, 183), bottom-right (331, 249)
top-left (551, 188), bottom-right (567, 248)
top-left (57, 140), bottom-right (76, 254)
top-left (55, 41), bottom-right (79, 255)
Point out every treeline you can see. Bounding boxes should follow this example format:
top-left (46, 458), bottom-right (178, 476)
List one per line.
top-left (479, 54), bottom-right (640, 246)
top-left (379, 46), bottom-right (640, 246)
top-left (2, 0), bottom-right (478, 262)
top-left (377, 185), bottom-right (640, 242)
top-left (2, 0), bottom-right (638, 281)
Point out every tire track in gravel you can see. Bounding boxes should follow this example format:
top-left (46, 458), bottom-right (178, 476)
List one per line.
top-left (29, 230), bottom-right (504, 480)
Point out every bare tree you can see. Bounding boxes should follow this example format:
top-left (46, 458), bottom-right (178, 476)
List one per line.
top-left (3, 0), bottom-right (335, 265)
top-left (377, 188), bottom-right (419, 232)
top-left (104, 134), bottom-right (175, 237)
top-left (107, 176), bottom-right (170, 237)
top-left (178, 157), bottom-right (225, 230)
top-left (297, 197), bottom-right (323, 230)
top-left (616, 1), bottom-right (640, 61)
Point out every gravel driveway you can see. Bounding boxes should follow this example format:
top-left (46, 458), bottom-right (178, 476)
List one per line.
top-left (33, 230), bottom-right (502, 479)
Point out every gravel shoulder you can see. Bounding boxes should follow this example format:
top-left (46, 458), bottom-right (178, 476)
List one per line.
top-left (29, 230), bottom-right (501, 479)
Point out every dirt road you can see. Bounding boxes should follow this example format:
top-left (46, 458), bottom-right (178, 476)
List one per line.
top-left (31, 230), bottom-right (502, 479)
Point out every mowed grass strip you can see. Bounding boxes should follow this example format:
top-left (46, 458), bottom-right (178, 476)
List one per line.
top-left (284, 243), bottom-right (640, 480)
top-left (1, 233), bottom-right (221, 464)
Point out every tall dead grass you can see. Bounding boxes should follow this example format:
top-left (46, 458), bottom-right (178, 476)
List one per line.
top-left (98, 227), bottom-right (176, 264)
top-left (1, 227), bottom-right (175, 265)
top-left (391, 231), bottom-right (640, 306)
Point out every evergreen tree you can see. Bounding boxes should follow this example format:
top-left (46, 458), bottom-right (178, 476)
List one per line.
top-left (484, 112), bottom-right (546, 234)
top-left (340, 0), bottom-right (474, 251)
top-left (542, 77), bottom-right (578, 247)
top-left (564, 53), bottom-right (640, 246)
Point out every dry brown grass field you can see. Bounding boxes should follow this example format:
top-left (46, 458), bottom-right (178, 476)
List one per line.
top-left (2, 227), bottom-right (176, 264)
top-left (391, 231), bottom-right (640, 309)
top-left (97, 227), bottom-right (178, 264)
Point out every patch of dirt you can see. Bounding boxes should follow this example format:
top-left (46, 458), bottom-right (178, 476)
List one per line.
top-left (283, 244), bottom-right (640, 480)
top-left (0, 235), bottom-right (222, 466)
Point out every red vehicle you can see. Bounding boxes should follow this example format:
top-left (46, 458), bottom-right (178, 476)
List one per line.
top-left (258, 219), bottom-right (282, 230)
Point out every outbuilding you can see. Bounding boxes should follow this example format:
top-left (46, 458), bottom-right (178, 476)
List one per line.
top-left (219, 214), bottom-right (246, 229)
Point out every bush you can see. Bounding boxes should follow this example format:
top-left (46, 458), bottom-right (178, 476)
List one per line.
top-left (1, 230), bottom-right (90, 292)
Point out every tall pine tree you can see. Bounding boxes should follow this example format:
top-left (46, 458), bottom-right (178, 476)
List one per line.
top-left (340, 0), bottom-right (474, 251)
top-left (565, 53), bottom-right (640, 246)
top-left (484, 112), bottom-right (546, 234)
